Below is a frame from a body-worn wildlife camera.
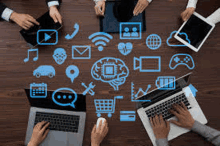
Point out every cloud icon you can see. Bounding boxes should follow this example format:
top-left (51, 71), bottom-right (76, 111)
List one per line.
top-left (166, 31), bottom-right (190, 47)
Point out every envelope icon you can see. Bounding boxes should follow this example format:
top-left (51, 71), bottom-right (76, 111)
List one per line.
top-left (72, 45), bottom-right (91, 59)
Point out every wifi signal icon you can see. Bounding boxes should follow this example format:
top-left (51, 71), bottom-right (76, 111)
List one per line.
top-left (88, 32), bottom-right (113, 51)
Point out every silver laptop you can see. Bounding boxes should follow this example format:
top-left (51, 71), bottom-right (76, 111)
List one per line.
top-left (137, 73), bottom-right (207, 146)
top-left (24, 89), bottom-right (86, 146)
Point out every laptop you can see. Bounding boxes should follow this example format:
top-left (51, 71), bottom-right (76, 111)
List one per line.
top-left (100, 0), bottom-right (146, 33)
top-left (137, 73), bottom-right (207, 146)
top-left (20, 11), bottom-right (62, 48)
top-left (24, 89), bottom-right (86, 146)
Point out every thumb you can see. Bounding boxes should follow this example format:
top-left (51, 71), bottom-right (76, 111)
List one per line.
top-left (170, 120), bottom-right (182, 127)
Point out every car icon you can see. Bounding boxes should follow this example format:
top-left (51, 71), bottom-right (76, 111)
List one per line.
top-left (33, 65), bottom-right (55, 78)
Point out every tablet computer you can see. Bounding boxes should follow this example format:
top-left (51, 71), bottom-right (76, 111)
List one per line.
top-left (174, 12), bottom-right (215, 52)
top-left (100, 0), bottom-right (146, 33)
top-left (20, 11), bottom-right (62, 48)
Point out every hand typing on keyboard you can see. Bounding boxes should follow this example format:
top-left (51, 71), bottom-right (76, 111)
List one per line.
top-left (150, 114), bottom-right (170, 139)
top-left (169, 102), bottom-right (195, 130)
top-left (28, 121), bottom-right (50, 146)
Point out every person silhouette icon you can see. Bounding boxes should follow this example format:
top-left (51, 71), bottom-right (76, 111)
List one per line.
top-left (131, 27), bottom-right (139, 37)
top-left (123, 27), bottom-right (131, 37)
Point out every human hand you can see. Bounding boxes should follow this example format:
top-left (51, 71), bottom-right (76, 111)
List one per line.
top-left (150, 114), bottom-right (170, 139)
top-left (181, 7), bottom-right (195, 21)
top-left (28, 121), bottom-right (50, 146)
top-left (10, 12), bottom-right (39, 30)
top-left (94, 0), bottom-right (106, 16)
top-left (91, 120), bottom-right (109, 146)
top-left (133, 0), bottom-right (149, 16)
top-left (169, 102), bottom-right (195, 129)
top-left (49, 6), bottom-right (62, 24)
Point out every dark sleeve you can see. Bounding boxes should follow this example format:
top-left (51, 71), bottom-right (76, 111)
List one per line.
top-left (0, 2), bottom-right (7, 17)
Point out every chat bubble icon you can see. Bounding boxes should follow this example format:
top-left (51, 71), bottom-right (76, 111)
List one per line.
top-left (52, 88), bottom-right (78, 108)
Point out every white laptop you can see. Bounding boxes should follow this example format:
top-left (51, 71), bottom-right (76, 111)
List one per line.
top-left (137, 73), bottom-right (207, 146)
top-left (174, 12), bottom-right (215, 52)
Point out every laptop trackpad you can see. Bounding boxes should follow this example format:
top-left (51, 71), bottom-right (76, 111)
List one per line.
top-left (40, 131), bottom-right (67, 146)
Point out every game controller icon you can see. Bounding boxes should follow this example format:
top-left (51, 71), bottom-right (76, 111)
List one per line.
top-left (169, 53), bottom-right (195, 70)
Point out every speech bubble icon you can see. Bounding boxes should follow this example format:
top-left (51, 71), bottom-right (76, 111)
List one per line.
top-left (52, 88), bottom-right (78, 108)
top-left (66, 65), bottom-right (79, 83)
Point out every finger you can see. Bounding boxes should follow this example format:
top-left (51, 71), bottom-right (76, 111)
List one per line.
top-left (181, 102), bottom-right (187, 110)
top-left (173, 104), bottom-right (184, 114)
top-left (92, 125), bottom-right (96, 134)
top-left (170, 120), bottom-right (182, 127)
top-left (169, 109), bottom-right (181, 118)
top-left (150, 117), bottom-right (155, 127)
top-left (97, 120), bottom-right (103, 132)
top-left (38, 121), bottom-right (47, 129)
top-left (43, 129), bottom-right (50, 139)
top-left (100, 120), bottom-right (106, 133)
top-left (41, 122), bottom-right (50, 133)
top-left (24, 20), bottom-right (34, 28)
top-left (181, 11), bottom-right (187, 21)
top-left (56, 13), bottom-right (62, 24)
top-left (166, 121), bottom-right (170, 130)
top-left (140, 4), bottom-right (147, 13)
top-left (22, 24), bottom-right (30, 30)
top-left (102, 3), bottom-right (105, 15)
top-left (51, 15), bottom-right (58, 23)
top-left (95, 7), bottom-right (99, 15)
top-left (95, 7), bottom-right (102, 16)
top-left (159, 114), bottom-right (164, 125)
top-left (27, 15), bottom-right (39, 25)
top-left (137, 5), bottom-right (145, 15)
top-left (133, 2), bottom-right (141, 15)
top-left (154, 115), bottom-right (160, 126)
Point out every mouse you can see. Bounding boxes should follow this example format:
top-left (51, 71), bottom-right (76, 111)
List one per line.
top-left (96, 117), bottom-right (106, 129)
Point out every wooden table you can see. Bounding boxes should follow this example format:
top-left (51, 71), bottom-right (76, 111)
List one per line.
top-left (0, 0), bottom-right (220, 145)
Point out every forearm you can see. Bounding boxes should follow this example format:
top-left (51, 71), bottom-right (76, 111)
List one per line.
top-left (156, 138), bottom-right (169, 146)
top-left (207, 8), bottom-right (220, 24)
top-left (0, 2), bottom-right (14, 22)
top-left (186, 0), bottom-right (198, 8)
top-left (191, 120), bottom-right (220, 146)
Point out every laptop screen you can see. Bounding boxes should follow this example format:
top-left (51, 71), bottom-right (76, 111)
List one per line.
top-left (137, 73), bottom-right (191, 103)
top-left (25, 89), bottom-right (86, 112)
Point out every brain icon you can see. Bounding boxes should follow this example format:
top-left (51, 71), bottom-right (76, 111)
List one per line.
top-left (91, 57), bottom-right (129, 90)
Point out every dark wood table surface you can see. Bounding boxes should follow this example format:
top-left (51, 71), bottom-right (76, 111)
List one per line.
top-left (1, 0), bottom-right (220, 145)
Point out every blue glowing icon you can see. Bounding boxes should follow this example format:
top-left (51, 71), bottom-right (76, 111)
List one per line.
top-left (65, 23), bottom-right (79, 40)
top-left (120, 22), bottom-right (142, 39)
top-left (30, 83), bottom-right (47, 98)
top-left (53, 48), bottom-right (67, 65)
top-left (24, 48), bottom-right (38, 63)
top-left (91, 57), bottom-right (129, 91)
top-left (72, 46), bottom-right (91, 59)
top-left (156, 76), bottom-right (176, 90)
top-left (184, 84), bottom-right (198, 98)
top-left (146, 34), bottom-right (162, 50)
top-left (66, 65), bottom-right (79, 83)
top-left (82, 82), bottom-right (95, 96)
top-left (88, 32), bottom-right (113, 51)
top-left (33, 65), bottom-right (55, 78)
top-left (131, 82), bottom-right (151, 102)
top-left (134, 56), bottom-right (161, 72)
top-left (118, 42), bottom-right (133, 55)
top-left (120, 111), bottom-right (136, 122)
top-left (37, 29), bottom-right (58, 45)
top-left (52, 88), bottom-right (78, 108)
top-left (169, 54), bottom-right (195, 70)
top-left (167, 31), bottom-right (190, 47)
top-left (94, 96), bottom-right (123, 118)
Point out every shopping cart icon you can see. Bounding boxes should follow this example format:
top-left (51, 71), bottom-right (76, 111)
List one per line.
top-left (94, 96), bottom-right (123, 118)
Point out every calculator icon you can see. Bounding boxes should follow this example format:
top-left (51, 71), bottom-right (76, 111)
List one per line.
top-left (30, 83), bottom-right (47, 98)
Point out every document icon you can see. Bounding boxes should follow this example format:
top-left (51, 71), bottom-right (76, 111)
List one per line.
top-left (72, 45), bottom-right (91, 59)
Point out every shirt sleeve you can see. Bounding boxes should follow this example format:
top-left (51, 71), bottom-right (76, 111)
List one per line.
top-left (47, 1), bottom-right (59, 7)
top-left (156, 138), bottom-right (169, 146)
top-left (93, 0), bottom-right (106, 5)
top-left (191, 120), bottom-right (220, 146)
top-left (206, 8), bottom-right (220, 24)
top-left (1, 7), bottom-right (13, 22)
top-left (186, 0), bottom-right (198, 8)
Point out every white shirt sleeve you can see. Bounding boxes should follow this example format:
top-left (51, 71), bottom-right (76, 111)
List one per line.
top-left (48, 1), bottom-right (59, 8)
top-left (94, 0), bottom-right (106, 5)
top-left (186, 0), bottom-right (198, 8)
top-left (207, 8), bottom-right (220, 24)
top-left (1, 8), bottom-right (13, 22)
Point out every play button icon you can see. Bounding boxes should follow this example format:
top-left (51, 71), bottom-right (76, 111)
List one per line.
top-left (44, 33), bottom-right (51, 41)
top-left (37, 29), bottom-right (58, 45)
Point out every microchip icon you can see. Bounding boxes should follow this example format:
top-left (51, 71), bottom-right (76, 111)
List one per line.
top-left (102, 62), bottom-right (117, 79)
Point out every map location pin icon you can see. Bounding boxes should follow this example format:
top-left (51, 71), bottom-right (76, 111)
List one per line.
top-left (66, 65), bottom-right (79, 83)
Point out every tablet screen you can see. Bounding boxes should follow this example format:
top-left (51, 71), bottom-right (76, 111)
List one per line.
top-left (177, 14), bottom-right (212, 49)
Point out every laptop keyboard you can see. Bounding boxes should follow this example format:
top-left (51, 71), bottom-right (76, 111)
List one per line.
top-left (145, 93), bottom-right (191, 120)
top-left (34, 112), bottom-right (80, 133)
